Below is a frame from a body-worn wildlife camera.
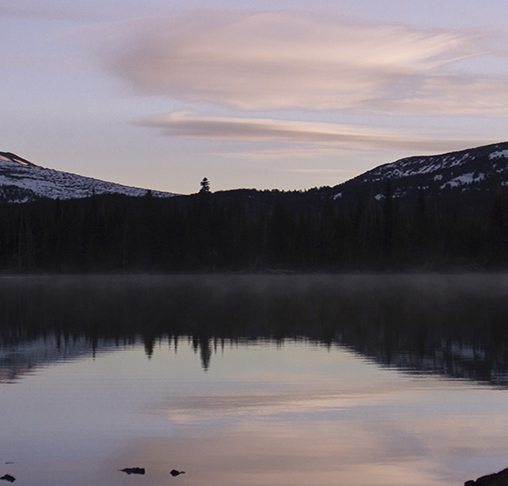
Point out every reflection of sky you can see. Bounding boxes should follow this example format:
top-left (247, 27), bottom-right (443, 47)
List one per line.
top-left (0, 340), bottom-right (507, 486)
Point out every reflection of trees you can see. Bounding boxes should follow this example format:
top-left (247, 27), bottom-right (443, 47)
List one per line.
top-left (192, 335), bottom-right (212, 371)
top-left (1, 275), bottom-right (508, 385)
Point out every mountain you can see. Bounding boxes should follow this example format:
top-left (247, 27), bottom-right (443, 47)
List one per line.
top-left (210, 141), bottom-right (508, 214)
top-left (330, 141), bottom-right (508, 206)
top-left (3, 140), bottom-right (508, 207)
top-left (1, 143), bottom-right (507, 272)
top-left (0, 151), bottom-right (176, 202)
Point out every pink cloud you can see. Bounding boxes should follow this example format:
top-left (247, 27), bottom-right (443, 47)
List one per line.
top-left (100, 10), bottom-right (507, 114)
top-left (139, 111), bottom-right (492, 152)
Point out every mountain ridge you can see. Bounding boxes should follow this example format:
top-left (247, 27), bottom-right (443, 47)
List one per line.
top-left (0, 151), bottom-right (176, 202)
top-left (2, 141), bottom-right (508, 205)
top-left (330, 141), bottom-right (508, 206)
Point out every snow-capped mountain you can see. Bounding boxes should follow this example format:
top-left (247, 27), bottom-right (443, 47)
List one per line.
top-left (4, 141), bottom-right (508, 206)
top-left (0, 152), bottom-right (176, 202)
top-left (331, 141), bottom-right (508, 205)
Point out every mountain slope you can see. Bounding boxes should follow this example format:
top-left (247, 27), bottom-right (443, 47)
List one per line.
top-left (3, 141), bottom-right (508, 206)
top-left (331, 141), bottom-right (508, 205)
top-left (0, 152), bottom-right (175, 202)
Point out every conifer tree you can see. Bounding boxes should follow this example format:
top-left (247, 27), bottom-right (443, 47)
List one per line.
top-left (199, 178), bottom-right (211, 194)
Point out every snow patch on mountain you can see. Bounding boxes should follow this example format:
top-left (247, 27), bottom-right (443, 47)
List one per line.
top-left (0, 154), bottom-right (35, 166)
top-left (489, 150), bottom-right (508, 160)
top-left (440, 172), bottom-right (485, 189)
top-left (331, 141), bottom-right (508, 203)
top-left (0, 152), bottom-right (176, 202)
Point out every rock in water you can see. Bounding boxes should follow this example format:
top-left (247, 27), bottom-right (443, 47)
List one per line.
top-left (0, 475), bottom-right (15, 483)
top-left (170, 470), bottom-right (185, 477)
top-left (119, 467), bottom-right (145, 475)
top-left (465, 468), bottom-right (508, 486)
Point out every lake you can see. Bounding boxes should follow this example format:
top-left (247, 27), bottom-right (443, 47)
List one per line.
top-left (1, 274), bottom-right (508, 486)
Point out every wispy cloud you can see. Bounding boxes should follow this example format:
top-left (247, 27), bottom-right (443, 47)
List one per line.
top-left (139, 111), bottom-right (491, 153)
top-left (102, 10), bottom-right (508, 114)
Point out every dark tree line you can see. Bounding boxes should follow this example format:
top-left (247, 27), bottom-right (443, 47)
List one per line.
top-left (0, 182), bottom-right (507, 272)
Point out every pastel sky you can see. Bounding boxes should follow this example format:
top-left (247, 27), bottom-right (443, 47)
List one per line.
top-left (2, 1), bottom-right (508, 194)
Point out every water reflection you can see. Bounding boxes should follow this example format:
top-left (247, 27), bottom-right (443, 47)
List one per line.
top-left (1, 274), bottom-right (508, 385)
top-left (2, 276), bottom-right (508, 486)
top-left (2, 341), bottom-right (505, 486)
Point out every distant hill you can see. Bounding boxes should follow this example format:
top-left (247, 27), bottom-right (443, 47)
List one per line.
top-left (0, 151), bottom-right (176, 202)
top-left (3, 142), bottom-right (508, 207)
top-left (329, 141), bottom-right (508, 207)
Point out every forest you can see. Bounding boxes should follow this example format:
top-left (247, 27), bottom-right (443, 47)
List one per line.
top-left (0, 179), bottom-right (507, 273)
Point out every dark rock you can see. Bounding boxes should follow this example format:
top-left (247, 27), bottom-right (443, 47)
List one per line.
top-left (0, 475), bottom-right (15, 483)
top-left (119, 467), bottom-right (145, 475)
top-left (466, 468), bottom-right (508, 486)
top-left (170, 470), bottom-right (185, 477)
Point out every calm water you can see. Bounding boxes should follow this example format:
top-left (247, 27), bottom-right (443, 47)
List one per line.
top-left (1, 274), bottom-right (508, 486)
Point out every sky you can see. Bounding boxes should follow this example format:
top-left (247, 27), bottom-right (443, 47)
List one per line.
top-left (2, 1), bottom-right (508, 194)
